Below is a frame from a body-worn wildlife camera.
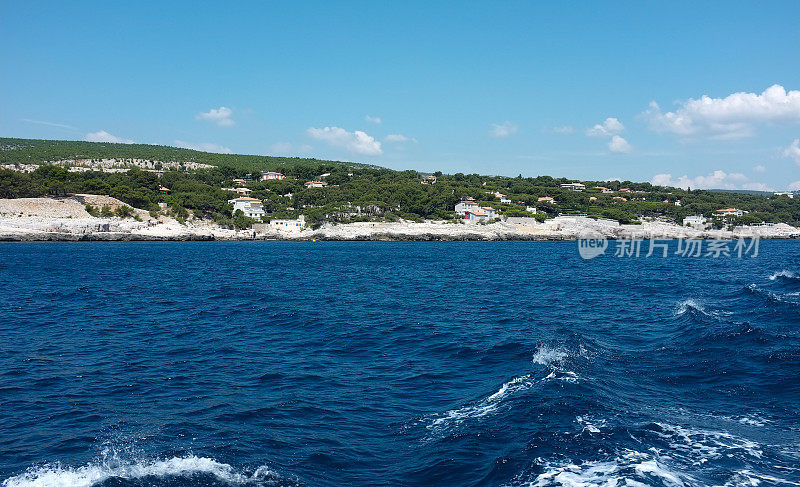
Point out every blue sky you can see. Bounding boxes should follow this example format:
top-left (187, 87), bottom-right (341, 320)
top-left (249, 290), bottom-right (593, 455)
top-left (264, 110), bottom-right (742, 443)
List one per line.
top-left (2, 1), bottom-right (799, 190)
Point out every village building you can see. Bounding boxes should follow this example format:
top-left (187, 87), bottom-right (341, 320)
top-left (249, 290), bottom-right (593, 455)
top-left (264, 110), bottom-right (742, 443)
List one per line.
top-left (560, 182), bottom-right (586, 191)
top-left (233, 178), bottom-right (246, 185)
top-left (715, 208), bottom-right (745, 217)
top-left (304, 181), bottom-right (328, 188)
top-left (526, 206), bottom-right (538, 214)
top-left (270, 214), bottom-right (305, 230)
top-left (612, 196), bottom-right (627, 202)
top-left (683, 215), bottom-right (708, 228)
top-left (537, 196), bottom-right (556, 203)
top-left (159, 186), bottom-right (170, 194)
top-left (421, 175), bottom-right (437, 184)
top-left (234, 187), bottom-right (252, 196)
top-left (261, 171), bottom-right (285, 181)
top-left (228, 197), bottom-right (265, 219)
top-left (774, 192), bottom-right (795, 198)
top-left (594, 186), bottom-right (613, 193)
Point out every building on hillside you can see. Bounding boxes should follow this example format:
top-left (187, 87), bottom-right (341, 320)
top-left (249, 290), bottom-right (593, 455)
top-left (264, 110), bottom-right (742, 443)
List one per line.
top-left (261, 171), bottom-right (285, 181)
top-left (774, 192), bottom-right (795, 198)
top-left (455, 199), bottom-right (480, 215)
top-left (560, 182), bottom-right (586, 191)
top-left (233, 178), bottom-right (246, 185)
top-left (715, 208), bottom-right (745, 217)
top-left (589, 196), bottom-right (598, 202)
top-left (421, 175), bottom-right (437, 184)
top-left (683, 215), bottom-right (708, 228)
top-left (538, 196), bottom-right (556, 203)
top-left (594, 186), bottom-right (613, 193)
top-left (612, 196), bottom-right (627, 202)
top-left (304, 181), bottom-right (328, 188)
top-left (159, 186), bottom-right (170, 194)
top-left (618, 188), bottom-right (631, 193)
top-left (234, 187), bottom-right (252, 195)
top-left (526, 206), bottom-right (538, 214)
top-left (270, 214), bottom-right (305, 230)
top-left (228, 197), bottom-right (265, 219)
top-left (674, 200), bottom-right (682, 206)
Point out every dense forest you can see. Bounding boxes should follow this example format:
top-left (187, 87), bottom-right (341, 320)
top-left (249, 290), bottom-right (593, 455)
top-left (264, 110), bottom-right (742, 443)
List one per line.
top-left (1, 138), bottom-right (799, 228)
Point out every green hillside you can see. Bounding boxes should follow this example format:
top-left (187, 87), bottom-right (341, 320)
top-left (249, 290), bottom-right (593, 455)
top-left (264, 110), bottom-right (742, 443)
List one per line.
top-left (0, 137), bottom-right (381, 173)
top-left (1, 138), bottom-right (799, 229)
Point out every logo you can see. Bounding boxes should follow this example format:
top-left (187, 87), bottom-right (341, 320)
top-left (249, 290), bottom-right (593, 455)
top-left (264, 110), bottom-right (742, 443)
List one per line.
top-left (578, 233), bottom-right (608, 260)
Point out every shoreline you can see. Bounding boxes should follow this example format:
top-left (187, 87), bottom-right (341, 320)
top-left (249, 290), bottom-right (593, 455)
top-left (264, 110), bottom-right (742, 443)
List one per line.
top-left (2, 196), bottom-right (799, 242)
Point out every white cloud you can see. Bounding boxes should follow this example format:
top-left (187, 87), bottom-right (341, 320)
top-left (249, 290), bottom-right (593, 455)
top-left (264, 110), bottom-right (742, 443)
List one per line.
top-left (174, 140), bottom-right (232, 154)
top-left (643, 85), bottom-right (800, 139)
top-left (196, 106), bottom-right (234, 126)
top-left (489, 121), bottom-right (518, 138)
top-left (788, 181), bottom-right (800, 191)
top-left (365, 115), bottom-right (382, 124)
top-left (741, 182), bottom-right (774, 192)
top-left (651, 170), bottom-right (765, 190)
top-left (551, 125), bottom-right (574, 134)
top-left (783, 138), bottom-right (800, 165)
top-left (586, 117), bottom-right (624, 137)
top-left (608, 135), bottom-right (632, 154)
top-left (85, 131), bottom-right (134, 144)
top-left (753, 164), bottom-right (766, 173)
top-left (385, 133), bottom-right (417, 143)
top-left (270, 142), bottom-right (313, 155)
top-left (306, 126), bottom-right (382, 155)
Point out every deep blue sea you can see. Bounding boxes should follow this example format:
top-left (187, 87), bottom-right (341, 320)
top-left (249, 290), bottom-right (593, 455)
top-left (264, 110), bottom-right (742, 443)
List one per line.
top-left (1, 241), bottom-right (799, 487)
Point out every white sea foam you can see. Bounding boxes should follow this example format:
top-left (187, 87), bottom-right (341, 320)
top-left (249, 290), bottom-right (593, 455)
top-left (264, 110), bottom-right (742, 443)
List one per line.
top-left (511, 450), bottom-right (691, 487)
top-left (652, 422), bottom-right (763, 463)
top-left (426, 345), bottom-right (581, 434)
top-left (768, 270), bottom-right (799, 281)
top-left (532, 345), bottom-right (568, 366)
top-left (2, 456), bottom-right (280, 487)
top-left (428, 373), bottom-right (540, 430)
top-left (576, 416), bottom-right (607, 434)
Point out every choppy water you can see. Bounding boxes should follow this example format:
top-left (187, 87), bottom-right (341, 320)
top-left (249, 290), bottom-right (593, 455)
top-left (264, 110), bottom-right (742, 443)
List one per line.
top-left (1, 241), bottom-right (799, 487)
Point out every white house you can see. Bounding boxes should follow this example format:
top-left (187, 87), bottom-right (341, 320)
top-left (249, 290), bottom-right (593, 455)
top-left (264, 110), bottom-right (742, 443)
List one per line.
top-left (304, 181), bottom-right (328, 188)
top-left (229, 197), bottom-right (265, 219)
top-left (683, 215), bottom-right (708, 228)
top-left (455, 199), bottom-right (480, 215)
top-left (261, 171), bottom-right (285, 181)
top-left (774, 192), bottom-right (795, 198)
top-left (526, 206), bottom-right (538, 214)
top-left (270, 214), bottom-right (305, 230)
top-left (560, 182), bottom-right (586, 191)
top-left (715, 208), bottom-right (744, 217)
top-left (594, 186), bottom-right (613, 193)
top-left (234, 187), bottom-right (252, 195)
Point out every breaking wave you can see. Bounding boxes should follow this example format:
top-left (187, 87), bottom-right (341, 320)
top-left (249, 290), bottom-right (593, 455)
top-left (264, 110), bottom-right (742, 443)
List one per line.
top-left (768, 270), bottom-right (800, 282)
top-left (2, 456), bottom-right (288, 487)
top-left (424, 345), bottom-right (582, 434)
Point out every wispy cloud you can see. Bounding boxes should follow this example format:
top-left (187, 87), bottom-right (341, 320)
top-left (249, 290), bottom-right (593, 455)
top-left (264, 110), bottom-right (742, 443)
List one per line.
top-left (643, 85), bottom-right (800, 140)
top-left (783, 138), bottom-right (800, 165)
top-left (306, 126), bottom-right (382, 155)
top-left (21, 118), bottom-right (77, 131)
top-left (84, 131), bottom-right (134, 144)
top-left (652, 170), bottom-right (771, 191)
top-left (196, 106), bottom-right (234, 126)
top-left (753, 164), bottom-right (766, 173)
top-left (364, 115), bottom-right (382, 124)
top-left (174, 140), bottom-right (232, 154)
top-left (489, 121), bottom-right (518, 138)
top-left (550, 125), bottom-right (574, 134)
